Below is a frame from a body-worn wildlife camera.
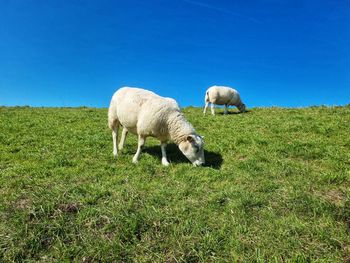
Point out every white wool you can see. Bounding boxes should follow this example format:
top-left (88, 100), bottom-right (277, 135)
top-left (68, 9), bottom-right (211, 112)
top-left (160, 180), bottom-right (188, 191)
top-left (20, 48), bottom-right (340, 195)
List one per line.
top-left (203, 85), bottom-right (246, 115)
top-left (108, 87), bottom-right (205, 166)
top-left (108, 87), bottom-right (194, 142)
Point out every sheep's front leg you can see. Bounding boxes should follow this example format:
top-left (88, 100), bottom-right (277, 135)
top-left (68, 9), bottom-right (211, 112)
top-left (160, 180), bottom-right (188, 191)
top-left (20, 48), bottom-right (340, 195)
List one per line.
top-left (224, 104), bottom-right (228, 115)
top-left (112, 126), bottom-right (119, 157)
top-left (203, 102), bottom-right (209, 115)
top-left (161, 142), bottom-right (170, 166)
top-left (211, 103), bottom-right (215, 115)
top-left (118, 127), bottom-right (128, 150)
top-left (132, 135), bottom-right (146, 164)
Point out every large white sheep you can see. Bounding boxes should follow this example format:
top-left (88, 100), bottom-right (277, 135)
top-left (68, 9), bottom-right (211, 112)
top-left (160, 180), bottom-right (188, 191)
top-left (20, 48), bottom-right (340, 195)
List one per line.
top-left (203, 85), bottom-right (246, 115)
top-left (108, 87), bottom-right (205, 166)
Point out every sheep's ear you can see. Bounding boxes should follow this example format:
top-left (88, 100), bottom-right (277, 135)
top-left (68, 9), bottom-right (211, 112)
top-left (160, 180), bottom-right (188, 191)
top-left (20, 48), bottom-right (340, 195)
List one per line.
top-left (186, 135), bottom-right (194, 142)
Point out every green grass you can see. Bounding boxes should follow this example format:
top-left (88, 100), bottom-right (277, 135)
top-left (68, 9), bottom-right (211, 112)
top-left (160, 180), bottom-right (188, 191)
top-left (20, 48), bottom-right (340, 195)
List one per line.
top-left (1, 105), bottom-right (349, 262)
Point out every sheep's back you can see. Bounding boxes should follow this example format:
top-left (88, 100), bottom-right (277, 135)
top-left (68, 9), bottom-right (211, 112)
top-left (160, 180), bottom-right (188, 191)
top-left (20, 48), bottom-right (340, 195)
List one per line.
top-left (114, 87), bottom-right (177, 137)
top-left (207, 86), bottom-right (235, 105)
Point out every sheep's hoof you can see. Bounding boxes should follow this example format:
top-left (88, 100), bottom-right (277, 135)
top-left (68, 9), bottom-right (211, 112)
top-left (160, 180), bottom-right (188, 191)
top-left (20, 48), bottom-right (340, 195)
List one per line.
top-left (113, 152), bottom-right (118, 158)
top-left (162, 158), bottom-right (170, 166)
top-left (132, 158), bottom-right (138, 164)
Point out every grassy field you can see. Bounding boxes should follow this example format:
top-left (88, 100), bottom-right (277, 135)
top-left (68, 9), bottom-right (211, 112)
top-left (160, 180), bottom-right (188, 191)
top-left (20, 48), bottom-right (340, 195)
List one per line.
top-left (0, 105), bottom-right (349, 262)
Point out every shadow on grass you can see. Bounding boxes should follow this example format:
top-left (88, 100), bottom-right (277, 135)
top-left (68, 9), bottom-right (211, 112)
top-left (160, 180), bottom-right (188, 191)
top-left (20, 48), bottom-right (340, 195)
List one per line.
top-left (144, 143), bottom-right (223, 169)
top-left (217, 110), bottom-right (251, 115)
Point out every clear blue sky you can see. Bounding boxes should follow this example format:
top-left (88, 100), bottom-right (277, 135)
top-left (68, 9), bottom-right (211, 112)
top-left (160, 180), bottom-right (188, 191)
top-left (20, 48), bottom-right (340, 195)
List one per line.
top-left (0, 0), bottom-right (349, 107)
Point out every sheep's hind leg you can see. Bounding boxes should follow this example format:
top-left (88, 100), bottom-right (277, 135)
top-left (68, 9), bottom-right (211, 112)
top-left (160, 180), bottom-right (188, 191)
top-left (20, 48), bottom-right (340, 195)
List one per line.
top-left (161, 142), bottom-right (170, 166)
top-left (211, 103), bottom-right (215, 115)
top-left (203, 102), bottom-right (209, 115)
top-left (112, 124), bottom-right (119, 158)
top-left (132, 135), bottom-right (146, 164)
top-left (118, 127), bottom-right (128, 150)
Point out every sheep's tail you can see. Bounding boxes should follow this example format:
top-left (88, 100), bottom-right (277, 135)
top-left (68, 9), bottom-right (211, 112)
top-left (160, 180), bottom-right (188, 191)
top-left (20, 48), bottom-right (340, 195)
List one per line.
top-left (205, 91), bottom-right (209, 103)
top-left (108, 106), bottom-right (114, 129)
top-left (108, 97), bottom-right (119, 129)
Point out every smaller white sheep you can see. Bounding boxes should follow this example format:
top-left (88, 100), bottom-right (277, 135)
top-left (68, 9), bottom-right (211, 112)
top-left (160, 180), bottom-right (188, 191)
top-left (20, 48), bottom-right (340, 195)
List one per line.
top-left (108, 87), bottom-right (205, 166)
top-left (203, 85), bottom-right (246, 115)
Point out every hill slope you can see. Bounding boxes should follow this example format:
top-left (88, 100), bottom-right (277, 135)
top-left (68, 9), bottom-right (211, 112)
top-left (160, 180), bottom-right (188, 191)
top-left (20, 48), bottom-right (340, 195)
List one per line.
top-left (1, 106), bottom-right (349, 262)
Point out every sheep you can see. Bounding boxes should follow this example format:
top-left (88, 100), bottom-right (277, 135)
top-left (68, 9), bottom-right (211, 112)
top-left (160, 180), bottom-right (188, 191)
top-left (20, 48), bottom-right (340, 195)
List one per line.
top-left (108, 87), bottom-right (205, 166)
top-left (203, 85), bottom-right (246, 115)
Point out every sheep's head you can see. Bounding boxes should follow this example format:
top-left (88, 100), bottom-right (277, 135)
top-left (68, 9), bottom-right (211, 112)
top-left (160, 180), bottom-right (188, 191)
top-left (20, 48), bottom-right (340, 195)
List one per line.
top-left (238, 103), bottom-right (246, 113)
top-left (178, 134), bottom-right (205, 166)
